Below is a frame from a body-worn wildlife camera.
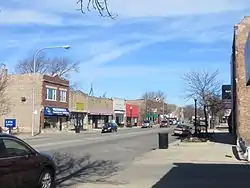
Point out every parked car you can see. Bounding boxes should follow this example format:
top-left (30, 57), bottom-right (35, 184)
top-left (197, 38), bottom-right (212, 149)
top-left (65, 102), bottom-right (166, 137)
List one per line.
top-left (101, 123), bottom-right (118, 133)
top-left (173, 124), bottom-right (192, 136)
top-left (141, 120), bottom-right (152, 128)
top-left (160, 120), bottom-right (169, 128)
top-left (0, 133), bottom-right (56, 188)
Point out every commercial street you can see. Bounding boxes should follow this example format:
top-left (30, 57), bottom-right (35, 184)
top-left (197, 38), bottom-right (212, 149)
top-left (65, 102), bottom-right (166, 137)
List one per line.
top-left (23, 126), bottom-right (177, 187)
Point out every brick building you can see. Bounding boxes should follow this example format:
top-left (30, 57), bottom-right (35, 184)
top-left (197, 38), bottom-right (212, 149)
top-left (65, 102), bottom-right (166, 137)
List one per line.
top-left (127, 99), bottom-right (167, 124)
top-left (1, 73), bottom-right (70, 133)
top-left (231, 16), bottom-right (250, 144)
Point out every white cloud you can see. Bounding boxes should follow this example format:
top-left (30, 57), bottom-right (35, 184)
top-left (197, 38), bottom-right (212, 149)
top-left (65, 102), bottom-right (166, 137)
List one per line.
top-left (109, 0), bottom-right (250, 18)
top-left (0, 9), bottom-right (62, 25)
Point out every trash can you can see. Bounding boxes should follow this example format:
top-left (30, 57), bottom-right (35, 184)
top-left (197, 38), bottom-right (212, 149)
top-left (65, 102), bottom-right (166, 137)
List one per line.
top-left (75, 126), bottom-right (80, 133)
top-left (158, 132), bottom-right (169, 149)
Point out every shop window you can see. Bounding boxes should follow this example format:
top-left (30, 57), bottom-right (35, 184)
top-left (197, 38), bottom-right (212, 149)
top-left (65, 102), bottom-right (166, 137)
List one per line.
top-left (59, 90), bottom-right (67, 102)
top-left (46, 87), bottom-right (56, 101)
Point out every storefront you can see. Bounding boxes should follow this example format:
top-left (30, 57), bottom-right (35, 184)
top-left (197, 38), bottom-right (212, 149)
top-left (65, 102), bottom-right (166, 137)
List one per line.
top-left (88, 111), bottom-right (113, 129)
top-left (126, 103), bottom-right (139, 126)
top-left (146, 113), bottom-right (159, 123)
top-left (113, 98), bottom-right (125, 127)
top-left (43, 106), bottom-right (70, 131)
top-left (70, 102), bottom-right (88, 130)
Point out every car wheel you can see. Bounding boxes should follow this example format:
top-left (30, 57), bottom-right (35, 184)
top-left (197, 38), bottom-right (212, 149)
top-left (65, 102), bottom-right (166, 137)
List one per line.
top-left (38, 169), bottom-right (54, 188)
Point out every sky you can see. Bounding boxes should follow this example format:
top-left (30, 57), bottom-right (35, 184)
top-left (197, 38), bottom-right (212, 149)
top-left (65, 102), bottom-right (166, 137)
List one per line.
top-left (0, 0), bottom-right (249, 106)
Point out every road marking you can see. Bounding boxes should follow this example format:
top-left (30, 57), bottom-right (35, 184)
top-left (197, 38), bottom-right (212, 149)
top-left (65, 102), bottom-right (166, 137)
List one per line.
top-left (32, 139), bottom-right (83, 148)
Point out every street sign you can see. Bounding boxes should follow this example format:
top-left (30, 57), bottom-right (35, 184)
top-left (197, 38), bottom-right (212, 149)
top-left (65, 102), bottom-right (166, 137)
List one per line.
top-left (4, 119), bottom-right (16, 128)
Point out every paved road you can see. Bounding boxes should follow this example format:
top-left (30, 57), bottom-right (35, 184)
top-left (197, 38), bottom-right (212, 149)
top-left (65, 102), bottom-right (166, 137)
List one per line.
top-left (24, 126), bottom-right (177, 187)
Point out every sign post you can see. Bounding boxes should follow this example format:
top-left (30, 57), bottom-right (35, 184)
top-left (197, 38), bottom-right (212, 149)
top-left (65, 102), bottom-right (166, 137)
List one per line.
top-left (4, 119), bottom-right (16, 135)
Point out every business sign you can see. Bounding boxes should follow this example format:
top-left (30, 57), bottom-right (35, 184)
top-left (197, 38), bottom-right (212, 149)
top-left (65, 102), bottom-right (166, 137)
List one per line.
top-left (76, 102), bottom-right (85, 111)
top-left (222, 85), bottom-right (231, 100)
top-left (44, 107), bottom-right (70, 116)
top-left (113, 98), bottom-right (125, 111)
top-left (4, 119), bottom-right (16, 128)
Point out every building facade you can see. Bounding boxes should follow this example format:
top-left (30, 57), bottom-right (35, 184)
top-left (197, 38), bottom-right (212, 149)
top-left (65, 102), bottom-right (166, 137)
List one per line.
top-left (125, 103), bottom-right (139, 126)
top-left (88, 96), bottom-right (113, 128)
top-left (231, 16), bottom-right (250, 145)
top-left (112, 98), bottom-right (125, 126)
top-left (69, 90), bottom-right (89, 130)
top-left (127, 99), bottom-right (167, 124)
top-left (39, 75), bottom-right (70, 132)
top-left (1, 73), bottom-right (70, 133)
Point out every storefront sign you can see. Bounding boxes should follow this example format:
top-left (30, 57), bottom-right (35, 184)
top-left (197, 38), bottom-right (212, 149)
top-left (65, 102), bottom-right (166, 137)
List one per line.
top-left (44, 107), bottom-right (70, 116)
top-left (222, 85), bottom-right (231, 100)
top-left (76, 102), bottom-right (85, 111)
top-left (113, 98), bottom-right (125, 111)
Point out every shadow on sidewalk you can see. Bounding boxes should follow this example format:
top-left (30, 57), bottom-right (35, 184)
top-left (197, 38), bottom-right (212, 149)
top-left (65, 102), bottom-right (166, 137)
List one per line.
top-left (52, 152), bottom-right (122, 187)
top-left (152, 163), bottom-right (250, 188)
top-left (209, 132), bottom-right (236, 145)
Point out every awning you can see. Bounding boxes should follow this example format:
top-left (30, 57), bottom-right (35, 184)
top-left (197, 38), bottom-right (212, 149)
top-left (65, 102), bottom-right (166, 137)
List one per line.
top-left (44, 107), bottom-right (70, 116)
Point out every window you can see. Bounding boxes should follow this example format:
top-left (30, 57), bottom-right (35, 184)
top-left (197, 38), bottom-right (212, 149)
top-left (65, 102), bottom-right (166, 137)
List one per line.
top-left (46, 87), bottom-right (56, 101)
top-left (3, 139), bottom-right (31, 157)
top-left (59, 90), bottom-right (67, 102)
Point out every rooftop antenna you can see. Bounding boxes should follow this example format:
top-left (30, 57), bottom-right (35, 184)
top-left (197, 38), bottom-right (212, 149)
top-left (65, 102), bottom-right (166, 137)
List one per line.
top-left (88, 82), bottom-right (94, 96)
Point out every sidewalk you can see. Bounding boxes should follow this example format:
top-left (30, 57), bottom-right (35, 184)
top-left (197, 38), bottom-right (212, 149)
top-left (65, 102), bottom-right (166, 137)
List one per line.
top-left (74, 133), bottom-right (249, 188)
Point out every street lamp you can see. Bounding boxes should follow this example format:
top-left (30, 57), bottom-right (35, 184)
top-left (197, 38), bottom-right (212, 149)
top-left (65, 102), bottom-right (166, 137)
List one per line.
top-left (31, 45), bottom-right (71, 136)
top-left (130, 106), bottom-right (133, 125)
top-left (194, 98), bottom-right (197, 134)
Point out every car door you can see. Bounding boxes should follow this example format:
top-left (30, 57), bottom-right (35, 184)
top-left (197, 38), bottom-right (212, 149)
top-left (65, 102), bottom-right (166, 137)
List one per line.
top-left (0, 138), bottom-right (17, 188)
top-left (2, 137), bottom-right (41, 188)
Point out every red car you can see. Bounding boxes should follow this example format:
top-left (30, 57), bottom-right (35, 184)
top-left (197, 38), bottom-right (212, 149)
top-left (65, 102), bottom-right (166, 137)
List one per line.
top-left (160, 120), bottom-right (169, 128)
top-left (0, 133), bottom-right (56, 188)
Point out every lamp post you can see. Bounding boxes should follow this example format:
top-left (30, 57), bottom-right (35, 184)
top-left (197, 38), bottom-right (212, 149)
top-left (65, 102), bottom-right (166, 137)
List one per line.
top-left (130, 106), bottom-right (132, 126)
top-left (31, 45), bottom-right (71, 136)
top-left (194, 98), bottom-right (197, 134)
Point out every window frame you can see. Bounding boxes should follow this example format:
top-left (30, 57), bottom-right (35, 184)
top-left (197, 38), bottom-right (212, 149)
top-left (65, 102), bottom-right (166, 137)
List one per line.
top-left (46, 87), bottom-right (57, 101)
top-left (0, 137), bottom-right (36, 159)
top-left (59, 89), bottom-right (67, 102)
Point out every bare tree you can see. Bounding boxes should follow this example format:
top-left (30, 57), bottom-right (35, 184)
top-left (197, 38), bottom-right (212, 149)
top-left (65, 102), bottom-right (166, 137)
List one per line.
top-left (142, 91), bottom-right (165, 101)
top-left (207, 94), bottom-right (226, 128)
top-left (0, 68), bottom-right (10, 122)
top-left (183, 104), bottom-right (194, 121)
top-left (15, 55), bottom-right (79, 79)
top-left (182, 70), bottom-right (221, 134)
top-left (166, 104), bottom-right (177, 114)
top-left (76, 0), bottom-right (115, 18)
top-left (141, 91), bottom-right (166, 122)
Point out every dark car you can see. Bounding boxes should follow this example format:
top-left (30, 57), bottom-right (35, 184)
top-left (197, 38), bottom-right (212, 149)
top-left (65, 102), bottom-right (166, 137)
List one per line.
top-left (101, 123), bottom-right (117, 133)
top-left (160, 120), bottom-right (169, 128)
top-left (0, 134), bottom-right (56, 188)
top-left (173, 124), bottom-right (192, 136)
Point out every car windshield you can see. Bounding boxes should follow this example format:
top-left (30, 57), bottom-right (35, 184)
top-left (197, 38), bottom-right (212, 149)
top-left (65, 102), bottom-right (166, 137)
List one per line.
top-left (176, 125), bottom-right (184, 128)
top-left (103, 123), bottom-right (111, 128)
top-left (161, 121), bottom-right (168, 123)
top-left (143, 120), bottom-right (150, 123)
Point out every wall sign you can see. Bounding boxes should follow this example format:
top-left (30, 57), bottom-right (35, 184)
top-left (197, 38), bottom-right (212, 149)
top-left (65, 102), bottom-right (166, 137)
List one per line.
top-left (44, 107), bottom-right (70, 116)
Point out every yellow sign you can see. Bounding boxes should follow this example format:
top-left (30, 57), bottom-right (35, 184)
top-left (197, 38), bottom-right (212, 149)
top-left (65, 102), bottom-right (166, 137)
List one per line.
top-left (76, 102), bottom-right (84, 111)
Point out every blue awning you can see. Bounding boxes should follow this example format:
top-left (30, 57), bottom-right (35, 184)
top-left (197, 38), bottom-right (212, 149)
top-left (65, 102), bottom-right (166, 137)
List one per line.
top-left (44, 107), bottom-right (70, 116)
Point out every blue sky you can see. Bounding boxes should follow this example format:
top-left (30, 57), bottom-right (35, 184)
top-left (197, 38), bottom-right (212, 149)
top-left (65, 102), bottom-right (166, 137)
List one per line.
top-left (0, 0), bottom-right (249, 105)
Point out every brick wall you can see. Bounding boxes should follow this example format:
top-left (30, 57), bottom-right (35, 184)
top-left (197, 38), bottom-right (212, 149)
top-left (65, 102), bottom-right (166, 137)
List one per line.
top-left (233, 16), bottom-right (250, 144)
top-left (42, 75), bottom-right (69, 108)
top-left (1, 73), bottom-right (43, 133)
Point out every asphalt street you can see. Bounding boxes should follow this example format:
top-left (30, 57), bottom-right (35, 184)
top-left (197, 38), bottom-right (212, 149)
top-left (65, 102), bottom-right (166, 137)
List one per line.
top-left (23, 126), bottom-right (177, 187)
